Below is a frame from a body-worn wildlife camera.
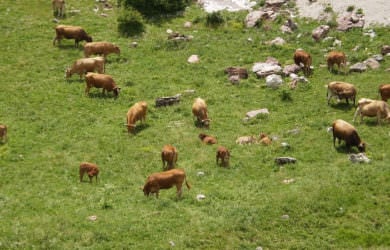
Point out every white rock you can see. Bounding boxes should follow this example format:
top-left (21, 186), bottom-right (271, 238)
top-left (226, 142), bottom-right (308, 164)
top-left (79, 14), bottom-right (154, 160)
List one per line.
top-left (197, 171), bottom-right (205, 176)
top-left (187, 55), bottom-right (200, 63)
top-left (266, 74), bottom-right (283, 89)
top-left (196, 194), bottom-right (206, 201)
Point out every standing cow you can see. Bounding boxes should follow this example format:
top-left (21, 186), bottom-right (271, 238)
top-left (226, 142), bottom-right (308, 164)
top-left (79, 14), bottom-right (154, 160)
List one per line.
top-left (192, 98), bottom-right (210, 128)
top-left (327, 51), bottom-right (347, 74)
top-left (79, 162), bottom-right (99, 183)
top-left (293, 49), bottom-right (312, 76)
top-left (216, 146), bottom-right (230, 167)
top-left (85, 72), bottom-right (120, 97)
top-left (161, 145), bottom-right (178, 170)
top-left (126, 101), bottom-right (148, 133)
top-left (378, 84), bottom-right (390, 102)
top-left (53, 25), bottom-right (92, 47)
top-left (332, 119), bottom-right (365, 152)
top-left (142, 168), bottom-right (191, 198)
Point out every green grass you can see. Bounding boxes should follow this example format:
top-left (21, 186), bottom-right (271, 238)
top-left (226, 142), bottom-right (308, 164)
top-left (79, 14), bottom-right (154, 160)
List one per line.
top-left (0, 0), bottom-right (389, 249)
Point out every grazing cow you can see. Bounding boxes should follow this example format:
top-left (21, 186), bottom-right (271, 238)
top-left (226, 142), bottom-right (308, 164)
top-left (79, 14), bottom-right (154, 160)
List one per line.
top-left (199, 133), bottom-right (217, 144)
top-left (85, 72), bottom-right (120, 97)
top-left (52, 0), bottom-right (65, 17)
top-left (327, 81), bottom-right (357, 106)
top-left (79, 162), bottom-right (99, 183)
top-left (161, 145), bottom-right (178, 170)
top-left (293, 49), bottom-right (312, 76)
top-left (353, 100), bottom-right (390, 124)
top-left (378, 84), bottom-right (390, 102)
top-left (84, 42), bottom-right (120, 59)
top-left (126, 101), bottom-right (148, 133)
top-left (259, 133), bottom-right (272, 145)
top-left (66, 57), bottom-right (105, 80)
top-left (53, 25), bottom-right (92, 47)
top-left (142, 168), bottom-right (191, 198)
top-left (332, 119), bottom-right (365, 152)
top-left (0, 124), bottom-right (7, 142)
top-left (192, 98), bottom-right (210, 128)
top-left (327, 51), bottom-right (347, 73)
top-left (216, 146), bottom-right (230, 167)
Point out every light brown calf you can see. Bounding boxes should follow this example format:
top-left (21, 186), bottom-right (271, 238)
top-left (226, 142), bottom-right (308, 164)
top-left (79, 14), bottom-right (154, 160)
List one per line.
top-left (327, 51), bottom-right (347, 73)
top-left (126, 101), bottom-right (148, 133)
top-left (79, 162), bottom-right (99, 183)
top-left (216, 146), bottom-right (230, 167)
top-left (161, 145), bottom-right (178, 170)
top-left (293, 49), bottom-right (312, 76)
top-left (199, 133), bottom-right (217, 144)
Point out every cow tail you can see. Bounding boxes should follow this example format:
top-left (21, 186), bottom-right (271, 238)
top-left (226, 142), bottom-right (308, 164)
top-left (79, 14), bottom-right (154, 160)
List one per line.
top-left (185, 177), bottom-right (191, 190)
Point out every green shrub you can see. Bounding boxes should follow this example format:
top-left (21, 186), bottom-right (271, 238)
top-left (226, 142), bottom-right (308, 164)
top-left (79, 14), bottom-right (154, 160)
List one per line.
top-left (206, 11), bottom-right (225, 27)
top-left (118, 0), bottom-right (190, 17)
top-left (117, 7), bottom-right (145, 37)
top-left (347, 5), bottom-right (355, 12)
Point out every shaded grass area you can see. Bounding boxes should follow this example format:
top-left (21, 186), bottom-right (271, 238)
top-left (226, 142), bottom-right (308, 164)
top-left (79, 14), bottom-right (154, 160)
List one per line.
top-left (0, 0), bottom-right (389, 249)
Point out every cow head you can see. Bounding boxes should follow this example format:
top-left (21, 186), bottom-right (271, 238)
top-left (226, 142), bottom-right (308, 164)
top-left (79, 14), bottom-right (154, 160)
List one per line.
top-left (358, 142), bottom-right (366, 152)
top-left (142, 185), bottom-right (150, 196)
top-left (113, 87), bottom-right (121, 97)
top-left (88, 169), bottom-right (98, 177)
top-left (65, 68), bottom-right (72, 79)
top-left (201, 118), bottom-right (210, 128)
top-left (114, 46), bottom-right (120, 55)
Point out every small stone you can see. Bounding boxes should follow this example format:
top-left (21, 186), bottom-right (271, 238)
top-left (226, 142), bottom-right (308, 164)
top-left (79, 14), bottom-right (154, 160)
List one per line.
top-left (184, 21), bottom-right (192, 28)
top-left (281, 214), bottom-right (289, 220)
top-left (196, 194), bottom-right (206, 201)
top-left (88, 215), bottom-right (97, 221)
top-left (197, 171), bottom-right (205, 176)
top-left (187, 55), bottom-right (200, 63)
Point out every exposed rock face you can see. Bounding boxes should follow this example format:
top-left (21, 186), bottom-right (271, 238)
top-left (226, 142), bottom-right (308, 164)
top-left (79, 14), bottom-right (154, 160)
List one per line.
top-left (245, 9), bottom-right (275, 28)
top-left (265, 0), bottom-right (287, 7)
top-left (337, 12), bottom-right (365, 31)
top-left (312, 25), bottom-right (330, 42)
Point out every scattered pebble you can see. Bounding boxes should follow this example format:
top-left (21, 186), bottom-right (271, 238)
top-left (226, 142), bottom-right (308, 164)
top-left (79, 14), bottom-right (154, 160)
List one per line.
top-left (281, 214), bottom-right (289, 220)
top-left (169, 240), bottom-right (175, 247)
top-left (282, 178), bottom-right (295, 184)
top-left (197, 171), bottom-right (205, 176)
top-left (196, 194), bottom-right (206, 201)
top-left (88, 215), bottom-right (97, 221)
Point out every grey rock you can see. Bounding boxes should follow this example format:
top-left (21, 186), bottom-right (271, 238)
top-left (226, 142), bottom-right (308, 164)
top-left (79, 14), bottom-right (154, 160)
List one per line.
top-left (312, 25), bottom-right (330, 42)
top-left (349, 62), bottom-right (367, 73)
top-left (275, 157), bottom-right (296, 165)
top-left (282, 64), bottom-right (300, 76)
top-left (349, 153), bottom-right (370, 163)
top-left (246, 108), bottom-right (270, 118)
top-left (337, 12), bottom-right (365, 31)
top-left (229, 75), bottom-right (240, 85)
top-left (252, 63), bottom-right (282, 78)
top-left (266, 74), bottom-right (283, 89)
top-left (364, 58), bottom-right (380, 69)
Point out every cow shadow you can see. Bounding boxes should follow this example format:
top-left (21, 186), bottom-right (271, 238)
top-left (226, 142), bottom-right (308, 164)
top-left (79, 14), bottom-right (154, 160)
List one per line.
top-left (334, 145), bottom-right (361, 154)
top-left (127, 124), bottom-right (149, 135)
top-left (328, 103), bottom-right (355, 111)
top-left (53, 44), bottom-right (84, 51)
top-left (86, 92), bottom-right (118, 99)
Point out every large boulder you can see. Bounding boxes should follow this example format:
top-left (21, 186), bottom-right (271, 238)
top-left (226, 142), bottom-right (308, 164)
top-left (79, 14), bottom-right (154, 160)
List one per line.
top-left (252, 62), bottom-right (282, 78)
top-left (266, 74), bottom-right (283, 89)
top-left (363, 58), bottom-right (380, 70)
top-left (312, 25), bottom-right (330, 42)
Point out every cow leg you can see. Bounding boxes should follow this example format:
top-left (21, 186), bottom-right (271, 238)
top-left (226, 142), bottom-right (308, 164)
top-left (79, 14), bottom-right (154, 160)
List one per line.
top-left (79, 170), bottom-right (84, 182)
top-left (85, 86), bottom-right (91, 96)
top-left (176, 183), bottom-right (183, 198)
top-left (89, 176), bottom-right (92, 183)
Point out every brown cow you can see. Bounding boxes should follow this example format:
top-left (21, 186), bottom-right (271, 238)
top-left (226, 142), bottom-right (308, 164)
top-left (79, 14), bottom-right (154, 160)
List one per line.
top-left (293, 49), bottom-right (312, 76)
top-left (327, 81), bottom-right (357, 106)
top-left (142, 168), bottom-right (191, 198)
top-left (84, 42), bottom-right (120, 58)
top-left (216, 146), bottom-right (230, 167)
top-left (161, 145), bottom-right (178, 170)
top-left (332, 119), bottom-right (365, 152)
top-left (85, 72), bottom-right (120, 97)
top-left (52, 0), bottom-right (65, 17)
top-left (53, 25), bottom-right (92, 47)
top-left (192, 98), bottom-right (210, 128)
top-left (79, 162), bottom-right (99, 183)
top-left (327, 51), bottom-right (347, 73)
top-left (353, 100), bottom-right (390, 124)
top-left (66, 57), bottom-right (105, 80)
top-left (259, 133), bottom-right (272, 145)
top-left (126, 101), bottom-right (148, 133)
top-left (379, 84), bottom-right (390, 102)
top-left (0, 124), bottom-right (7, 142)
top-left (199, 133), bottom-right (217, 144)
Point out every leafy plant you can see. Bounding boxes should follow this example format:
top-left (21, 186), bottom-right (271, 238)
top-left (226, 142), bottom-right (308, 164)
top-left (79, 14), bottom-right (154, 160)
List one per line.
top-left (117, 7), bottom-right (145, 37)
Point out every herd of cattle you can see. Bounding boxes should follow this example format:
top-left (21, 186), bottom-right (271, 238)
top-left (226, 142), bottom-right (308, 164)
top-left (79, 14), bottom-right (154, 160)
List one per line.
top-left (1, 1), bottom-right (389, 199)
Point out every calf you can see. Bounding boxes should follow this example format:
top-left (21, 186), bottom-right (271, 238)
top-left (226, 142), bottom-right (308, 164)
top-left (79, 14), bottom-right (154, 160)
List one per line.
top-left (66, 57), bottom-right (105, 80)
top-left (327, 81), bottom-right (357, 106)
top-left (84, 42), bottom-right (120, 59)
top-left (199, 133), bottom-right (217, 144)
top-left (53, 25), bottom-right (92, 47)
top-left (126, 101), bottom-right (148, 133)
top-left (293, 49), bottom-right (312, 76)
top-left (161, 145), bottom-right (178, 170)
top-left (259, 133), bottom-right (272, 145)
top-left (0, 124), bottom-right (7, 142)
top-left (216, 146), bottom-right (230, 167)
top-left (79, 162), bottom-right (99, 183)
top-left (85, 72), bottom-right (120, 97)
top-left (142, 168), bottom-right (191, 198)
top-left (192, 98), bottom-right (210, 128)
top-left (332, 119), bottom-right (365, 152)
top-left (353, 100), bottom-right (390, 124)
top-left (378, 84), bottom-right (390, 102)
top-left (327, 51), bottom-right (347, 73)
top-left (52, 0), bottom-right (65, 17)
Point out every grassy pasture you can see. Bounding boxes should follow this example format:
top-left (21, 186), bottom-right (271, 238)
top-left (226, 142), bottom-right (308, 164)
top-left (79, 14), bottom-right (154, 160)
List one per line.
top-left (0, 0), bottom-right (389, 249)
